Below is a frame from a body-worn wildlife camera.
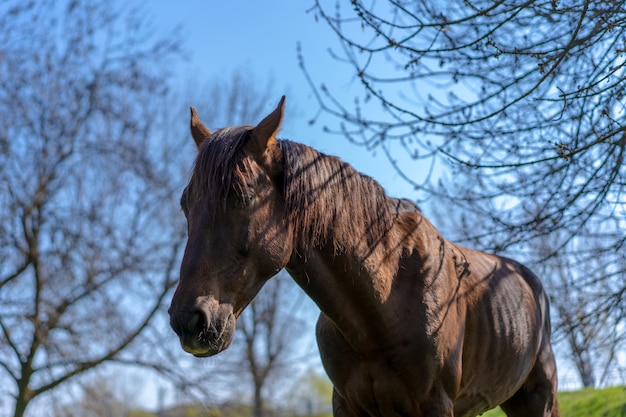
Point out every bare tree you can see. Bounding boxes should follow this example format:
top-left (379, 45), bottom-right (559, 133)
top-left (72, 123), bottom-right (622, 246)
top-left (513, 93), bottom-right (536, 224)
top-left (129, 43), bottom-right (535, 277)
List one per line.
top-left (304, 0), bottom-right (625, 243)
top-left (183, 68), bottom-right (281, 128)
top-left (230, 274), bottom-right (308, 417)
top-left (50, 373), bottom-right (146, 417)
top-left (535, 232), bottom-right (626, 388)
top-left (0, 2), bottom-right (187, 416)
top-left (286, 369), bottom-right (333, 417)
top-left (303, 0), bottom-right (625, 383)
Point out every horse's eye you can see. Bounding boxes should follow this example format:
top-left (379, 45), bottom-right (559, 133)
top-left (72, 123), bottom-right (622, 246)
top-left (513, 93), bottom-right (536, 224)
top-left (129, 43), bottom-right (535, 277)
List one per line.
top-left (238, 243), bottom-right (249, 257)
top-left (180, 193), bottom-right (189, 216)
top-left (228, 186), bottom-right (255, 209)
top-left (243, 192), bottom-right (256, 206)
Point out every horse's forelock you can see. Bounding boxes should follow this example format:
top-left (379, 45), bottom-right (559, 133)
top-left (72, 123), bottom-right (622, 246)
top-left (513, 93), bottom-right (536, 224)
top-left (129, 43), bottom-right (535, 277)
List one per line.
top-left (189, 126), bottom-right (252, 210)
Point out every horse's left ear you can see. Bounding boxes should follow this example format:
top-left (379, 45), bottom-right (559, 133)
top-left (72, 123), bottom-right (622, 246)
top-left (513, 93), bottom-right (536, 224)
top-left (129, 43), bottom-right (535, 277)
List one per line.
top-left (247, 96), bottom-right (285, 157)
top-left (190, 106), bottom-right (212, 149)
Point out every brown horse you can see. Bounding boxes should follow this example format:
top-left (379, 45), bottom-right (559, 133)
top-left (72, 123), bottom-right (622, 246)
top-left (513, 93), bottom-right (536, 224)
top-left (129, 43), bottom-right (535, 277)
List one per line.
top-left (168, 96), bottom-right (560, 417)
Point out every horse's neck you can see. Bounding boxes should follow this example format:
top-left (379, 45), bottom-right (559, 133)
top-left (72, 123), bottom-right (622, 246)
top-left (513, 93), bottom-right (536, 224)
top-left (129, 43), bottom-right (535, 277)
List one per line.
top-left (286, 206), bottom-right (449, 351)
top-left (286, 243), bottom-right (395, 349)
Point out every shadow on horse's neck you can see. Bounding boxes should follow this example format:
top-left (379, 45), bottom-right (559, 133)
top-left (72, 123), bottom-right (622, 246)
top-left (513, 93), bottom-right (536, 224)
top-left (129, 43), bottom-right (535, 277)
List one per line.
top-left (281, 141), bottom-right (427, 349)
top-left (285, 209), bottom-right (454, 354)
top-left (281, 140), bottom-right (404, 260)
top-left (285, 243), bottom-right (393, 349)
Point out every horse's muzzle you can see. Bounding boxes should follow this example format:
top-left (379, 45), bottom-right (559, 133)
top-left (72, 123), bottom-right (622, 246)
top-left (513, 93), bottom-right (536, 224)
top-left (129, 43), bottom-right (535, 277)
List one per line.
top-left (169, 301), bottom-right (235, 357)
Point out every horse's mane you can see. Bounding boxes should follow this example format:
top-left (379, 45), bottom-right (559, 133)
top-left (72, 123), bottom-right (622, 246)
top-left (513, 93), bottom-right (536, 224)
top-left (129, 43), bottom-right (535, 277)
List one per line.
top-left (188, 131), bottom-right (406, 254)
top-left (281, 140), bottom-right (397, 252)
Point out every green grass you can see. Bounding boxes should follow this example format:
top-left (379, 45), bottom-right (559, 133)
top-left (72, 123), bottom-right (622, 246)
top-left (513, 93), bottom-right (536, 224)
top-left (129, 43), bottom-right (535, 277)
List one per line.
top-left (481, 386), bottom-right (626, 417)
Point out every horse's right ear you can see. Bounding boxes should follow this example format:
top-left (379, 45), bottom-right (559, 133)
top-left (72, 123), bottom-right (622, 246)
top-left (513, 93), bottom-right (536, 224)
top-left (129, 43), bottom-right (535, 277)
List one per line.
top-left (190, 107), bottom-right (211, 149)
top-left (247, 96), bottom-right (285, 158)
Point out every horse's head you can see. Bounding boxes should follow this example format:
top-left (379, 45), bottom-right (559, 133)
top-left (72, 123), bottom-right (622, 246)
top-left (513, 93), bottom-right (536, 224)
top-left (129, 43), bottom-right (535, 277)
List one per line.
top-left (169, 96), bottom-right (293, 357)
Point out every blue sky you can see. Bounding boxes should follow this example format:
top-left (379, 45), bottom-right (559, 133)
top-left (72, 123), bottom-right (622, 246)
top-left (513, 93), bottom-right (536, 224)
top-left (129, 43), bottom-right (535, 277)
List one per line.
top-left (148, 0), bottom-right (420, 201)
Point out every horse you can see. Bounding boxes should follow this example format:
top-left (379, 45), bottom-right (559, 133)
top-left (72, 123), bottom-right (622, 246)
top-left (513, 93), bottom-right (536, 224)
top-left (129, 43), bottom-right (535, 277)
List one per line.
top-left (168, 96), bottom-right (560, 417)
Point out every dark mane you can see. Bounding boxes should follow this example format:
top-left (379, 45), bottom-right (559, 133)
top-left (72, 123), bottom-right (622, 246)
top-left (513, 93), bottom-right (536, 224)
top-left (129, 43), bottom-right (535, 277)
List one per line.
top-left (280, 140), bottom-right (396, 252)
top-left (187, 126), bottom-right (252, 210)
top-left (188, 131), bottom-right (404, 253)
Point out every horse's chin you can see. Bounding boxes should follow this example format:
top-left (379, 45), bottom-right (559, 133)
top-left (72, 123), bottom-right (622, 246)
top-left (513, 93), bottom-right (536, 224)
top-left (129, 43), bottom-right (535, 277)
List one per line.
top-left (194, 336), bottom-right (234, 358)
top-left (180, 334), bottom-right (233, 357)
top-left (191, 347), bottom-right (224, 358)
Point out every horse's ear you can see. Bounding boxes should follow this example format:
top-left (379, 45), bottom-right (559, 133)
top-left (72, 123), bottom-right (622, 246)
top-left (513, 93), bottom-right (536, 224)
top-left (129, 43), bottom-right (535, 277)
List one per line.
top-left (190, 106), bottom-right (212, 149)
top-left (248, 96), bottom-right (285, 157)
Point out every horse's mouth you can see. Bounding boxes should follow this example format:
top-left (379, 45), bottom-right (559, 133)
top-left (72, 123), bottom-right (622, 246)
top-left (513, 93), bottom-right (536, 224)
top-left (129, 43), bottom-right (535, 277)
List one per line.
top-left (177, 314), bottom-right (235, 357)
top-left (180, 333), bottom-right (233, 358)
top-left (169, 302), bottom-right (236, 357)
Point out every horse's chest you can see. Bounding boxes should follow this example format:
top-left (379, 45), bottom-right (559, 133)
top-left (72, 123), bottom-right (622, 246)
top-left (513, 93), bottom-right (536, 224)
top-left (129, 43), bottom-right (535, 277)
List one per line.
top-left (317, 317), bottom-right (443, 416)
top-left (334, 352), bottom-right (437, 416)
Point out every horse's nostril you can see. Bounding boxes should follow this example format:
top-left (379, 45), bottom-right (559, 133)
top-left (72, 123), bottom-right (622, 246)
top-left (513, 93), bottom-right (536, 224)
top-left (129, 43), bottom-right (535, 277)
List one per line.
top-left (188, 309), bottom-right (207, 333)
top-left (170, 308), bottom-right (208, 337)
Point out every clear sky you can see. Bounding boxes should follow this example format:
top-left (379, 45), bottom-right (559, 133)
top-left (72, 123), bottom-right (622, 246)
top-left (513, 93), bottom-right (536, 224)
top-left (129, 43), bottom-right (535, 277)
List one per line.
top-left (148, 0), bottom-right (420, 201)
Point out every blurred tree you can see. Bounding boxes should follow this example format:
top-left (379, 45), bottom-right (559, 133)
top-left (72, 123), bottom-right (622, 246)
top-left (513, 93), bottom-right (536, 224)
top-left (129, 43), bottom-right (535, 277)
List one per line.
top-left (209, 273), bottom-right (310, 417)
top-left (238, 274), bottom-right (307, 417)
top-left (0, 1), bottom-right (186, 416)
top-left (182, 68), bottom-right (281, 128)
top-left (286, 369), bottom-right (333, 417)
top-left (304, 0), bottom-right (625, 384)
top-left (535, 233), bottom-right (626, 388)
top-left (51, 374), bottom-right (146, 417)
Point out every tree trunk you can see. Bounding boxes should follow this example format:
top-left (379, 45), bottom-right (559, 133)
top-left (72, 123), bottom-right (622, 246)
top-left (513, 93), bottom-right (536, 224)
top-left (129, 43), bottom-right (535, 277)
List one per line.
top-left (13, 398), bottom-right (28, 417)
top-left (253, 384), bottom-right (264, 417)
top-left (577, 359), bottom-right (595, 388)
